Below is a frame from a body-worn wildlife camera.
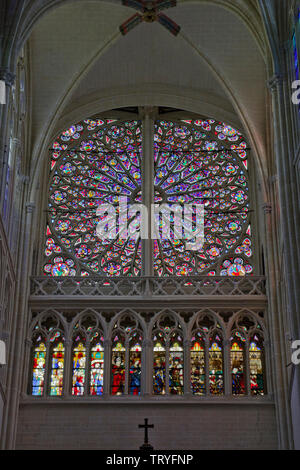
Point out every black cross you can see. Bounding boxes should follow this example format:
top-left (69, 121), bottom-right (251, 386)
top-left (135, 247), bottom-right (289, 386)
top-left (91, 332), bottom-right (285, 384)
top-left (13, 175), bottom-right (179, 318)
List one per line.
top-left (138, 418), bottom-right (154, 450)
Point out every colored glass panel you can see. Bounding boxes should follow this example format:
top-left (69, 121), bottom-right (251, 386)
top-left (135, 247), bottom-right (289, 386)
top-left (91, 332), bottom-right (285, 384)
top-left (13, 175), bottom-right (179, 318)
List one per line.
top-left (49, 335), bottom-right (65, 396)
top-left (72, 341), bottom-right (86, 396)
top-left (46, 119), bottom-right (142, 277)
top-left (153, 119), bottom-right (253, 276)
top-left (111, 341), bottom-right (126, 395)
top-left (32, 341), bottom-right (46, 396)
top-left (191, 338), bottom-right (205, 396)
top-left (231, 339), bottom-right (245, 396)
top-left (169, 341), bottom-right (184, 395)
top-left (129, 344), bottom-right (142, 395)
top-left (249, 340), bottom-right (265, 396)
top-left (153, 342), bottom-right (166, 395)
top-left (209, 338), bottom-right (224, 395)
top-left (90, 341), bottom-right (104, 396)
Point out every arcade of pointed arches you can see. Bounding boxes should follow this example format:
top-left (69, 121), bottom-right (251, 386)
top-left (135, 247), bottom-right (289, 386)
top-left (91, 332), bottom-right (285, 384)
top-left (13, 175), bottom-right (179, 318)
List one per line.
top-left (27, 309), bottom-right (268, 399)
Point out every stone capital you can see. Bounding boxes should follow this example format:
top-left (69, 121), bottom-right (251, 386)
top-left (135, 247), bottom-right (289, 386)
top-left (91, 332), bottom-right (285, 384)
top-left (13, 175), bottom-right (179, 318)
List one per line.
top-left (20, 175), bottom-right (30, 186)
top-left (139, 106), bottom-right (157, 120)
top-left (0, 67), bottom-right (16, 87)
top-left (263, 203), bottom-right (272, 215)
top-left (267, 74), bottom-right (284, 93)
top-left (13, 137), bottom-right (21, 148)
top-left (25, 202), bottom-right (36, 214)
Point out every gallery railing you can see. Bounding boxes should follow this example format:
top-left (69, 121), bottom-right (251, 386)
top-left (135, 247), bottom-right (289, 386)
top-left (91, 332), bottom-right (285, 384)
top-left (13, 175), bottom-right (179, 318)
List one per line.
top-left (29, 276), bottom-right (267, 308)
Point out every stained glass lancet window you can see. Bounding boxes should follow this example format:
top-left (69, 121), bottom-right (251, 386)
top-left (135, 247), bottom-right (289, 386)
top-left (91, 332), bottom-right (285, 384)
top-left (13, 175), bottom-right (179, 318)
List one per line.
top-left (31, 336), bottom-right (47, 396)
top-left (72, 335), bottom-right (86, 396)
top-left (153, 332), bottom-right (166, 395)
top-left (190, 332), bottom-right (206, 396)
top-left (152, 315), bottom-right (183, 395)
top-left (129, 332), bottom-right (142, 395)
top-left (49, 332), bottom-right (65, 396)
top-left (90, 332), bottom-right (104, 396)
top-left (209, 332), bottom-right (224, 395)
top-left (169, 333), bottom-right (184, 395)
top-left (110, 315), bottom-right (143, 395)
top-left (230, 332), bottom-right (246, 396)
top-left (30, 312), bottom-right (266, 398)
top-left (111, 334), bottom-right (126, 395)
top-left (44, 116), bottom-right (254, 277)
top-left (249, 334), bottom-right (265, 396)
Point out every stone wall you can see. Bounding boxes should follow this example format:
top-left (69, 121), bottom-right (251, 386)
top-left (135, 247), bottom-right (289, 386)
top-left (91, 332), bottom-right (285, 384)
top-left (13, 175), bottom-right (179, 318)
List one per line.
top-left (16, 402), bottom-right (278, 450)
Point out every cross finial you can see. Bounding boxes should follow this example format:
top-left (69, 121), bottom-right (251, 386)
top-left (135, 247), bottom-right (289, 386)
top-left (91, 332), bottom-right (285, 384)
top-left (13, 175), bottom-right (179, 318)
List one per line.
top-left (138, 418), bottom-right (154, 450)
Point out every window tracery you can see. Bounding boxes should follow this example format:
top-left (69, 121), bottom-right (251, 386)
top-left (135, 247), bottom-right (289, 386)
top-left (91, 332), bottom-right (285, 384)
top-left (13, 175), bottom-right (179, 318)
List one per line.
top-left (30, 313), bottom-right (66, 396)
top-left (28, 310), bottom-right (267, 399)
top-left (44, 116), bottom-right (254, 277)
top-left (152, 313), bottom-right (184, 395)
top-left (111, 313), bottom-right (144, 395)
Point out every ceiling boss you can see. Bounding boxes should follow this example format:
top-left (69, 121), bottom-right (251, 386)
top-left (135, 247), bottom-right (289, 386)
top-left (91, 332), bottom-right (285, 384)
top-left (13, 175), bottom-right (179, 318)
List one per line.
top-left (120, 0), bottom-right (181, 36)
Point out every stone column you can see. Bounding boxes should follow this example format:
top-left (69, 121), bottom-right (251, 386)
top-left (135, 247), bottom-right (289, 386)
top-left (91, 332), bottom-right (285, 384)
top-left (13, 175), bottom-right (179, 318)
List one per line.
top-left (63, 339), bottom-right (72, 398)
top-left (165, 338), bottom-right (170, 395)
top-left (224, 339), bottom-right (231, 396)
top-left (21, 338), bottom-right (32, 397)
top-left (124, 338), bottom-right (129, 395)
top-left (183, 339), bottom-right (191, 397)
top-left (268, 75), bottom-right (300, 337)
top-left (245, 338), bottom-right (250, 396)
top-left (141, 107), bottom-right (155, 277)
top-left (204, 337), bottom-right (210, 396)
top-left (103, 339), bottom-right (111, 396)
top-left (266, 74), bottom-right (298, 448)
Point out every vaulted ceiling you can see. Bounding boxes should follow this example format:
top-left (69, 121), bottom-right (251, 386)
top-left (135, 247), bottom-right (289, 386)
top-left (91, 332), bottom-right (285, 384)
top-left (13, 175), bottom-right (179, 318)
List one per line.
top-left (23, 0), bottom-right (272, 196)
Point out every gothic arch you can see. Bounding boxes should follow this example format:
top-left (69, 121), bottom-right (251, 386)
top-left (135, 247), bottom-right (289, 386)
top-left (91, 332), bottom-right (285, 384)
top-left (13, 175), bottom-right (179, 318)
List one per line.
top-left (149, 309), bottom-right (187, 341)
top-left (16, 0), bottom-right (271, 205)
top-left (70, 309), bottom-right (107, 340)
top-left (187, 309), bottom-right (226, 339)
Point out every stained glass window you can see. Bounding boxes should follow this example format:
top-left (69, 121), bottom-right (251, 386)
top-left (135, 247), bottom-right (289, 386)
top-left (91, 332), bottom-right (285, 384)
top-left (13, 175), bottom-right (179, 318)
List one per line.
top-left (45, 116), bottom-right (253, 277)
top-left (249, 335), bottom-right (265, 396)
top-left (30, 313), bottom-right (266, 398)
top-left (191, 332), bottom-right (205, 396)
top-left (231, 333), bottom-right (246, 396)
top-left (153, 120), bottom-right (252, 276)
top-left (209, 334), bottom-right (224, 395)
top-left (153, 333), bottom-right (166, 395)
top-left (32, 337), bottom-right (46, 396)
top-left (90, 333), bottom-right (104, 396)
top-left (49, 332), bottom-right (65, 396)
top-left (111, 335), bottom-right (126, 395)
top-left (129, 334), bottom-right (142, 395)
top-left (169, 335), bottom-right (184, 395)
top-left (46, 119), bottom-right (142, 277)
top-left (72, 336), bottom-right (86, 396)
